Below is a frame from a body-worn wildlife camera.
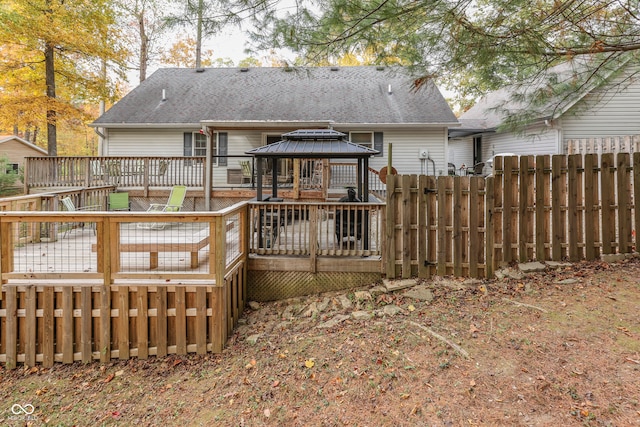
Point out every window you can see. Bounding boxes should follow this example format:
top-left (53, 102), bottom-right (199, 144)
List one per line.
top-left (349, 131), bottom-right (374, 148)
top-left (183, 131), bottom-right (227, 167)
top-left (193, 132), bottom-right (207, 157)
top-left (5, 163), bottom-right (19, 174)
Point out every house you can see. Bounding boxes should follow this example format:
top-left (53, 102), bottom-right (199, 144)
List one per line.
top-left (0, 135), bottom-right (47, 180)
top-left (448, 60), bottom-right (640, 172)
top-left (90, 66), bottom-right (459, 184)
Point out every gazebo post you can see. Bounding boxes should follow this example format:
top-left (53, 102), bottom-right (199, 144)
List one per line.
top-left (256, 157), bottom-right (264, 201)
top-left (271, 156), bottom-right (279, 199)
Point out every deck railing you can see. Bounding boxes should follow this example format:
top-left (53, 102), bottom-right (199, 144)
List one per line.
top-left (248, 201), bottom-right (385, 258)
top-left (25, 156), bottom-right (207, 190)
top-left (24, 157), bottom-right (378, 197)
top-left (0, 203), bottom-right (248, 367)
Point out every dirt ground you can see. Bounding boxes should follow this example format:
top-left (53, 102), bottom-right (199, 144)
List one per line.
top-left (1, 258), bottom-right (640, 427)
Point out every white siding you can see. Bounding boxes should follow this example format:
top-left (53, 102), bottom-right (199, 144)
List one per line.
top-left (371, 128), bottom-right (448, 175)
top-left (106, 129), bottom-right (189, 156)
top-left (482, 125), bottom-right (560, 160)
top-left (560, 70), bottom-right (640, 141)
top-left (105, 127), bottom-right (450, 178)
top-left (448, 137), bottom-right (474, 171)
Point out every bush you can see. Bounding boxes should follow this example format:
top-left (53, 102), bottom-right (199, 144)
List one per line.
top-left (0, 155), bottom-right (20, 196)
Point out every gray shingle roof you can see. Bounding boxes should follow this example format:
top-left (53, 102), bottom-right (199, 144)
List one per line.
top-left (455, 58), bottom-right (628, 134)
top-left (92, 66), bottom-right (458, 126)
top-left (246, 129), bottom-right (379, 158)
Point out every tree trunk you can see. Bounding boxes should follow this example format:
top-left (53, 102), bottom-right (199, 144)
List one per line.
top-left (195, 0), bottom-right (203, 69)
top-left (45, 41), bottom-right (57, 156)
top-left (138, 9), bottom-right (148, 83)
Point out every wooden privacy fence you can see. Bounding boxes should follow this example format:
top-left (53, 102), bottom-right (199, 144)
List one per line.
top-left (566, 135), bottom-right (640, 155)
top-left (0, 204), bottom-right (248, 368)
top-left (386, 153), bottom-right (639, 279)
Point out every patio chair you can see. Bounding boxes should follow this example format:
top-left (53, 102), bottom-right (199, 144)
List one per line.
top-left (335, 188), bottom-right (363, 247)
top-left (239, 160), bottom-right (253, 185)
top-left (60, 196), bottom-right (101, 237)
top-left (137, 185), bottom-right (187, 230)
top-left (108, 192), bottom-right (131, 211)
top-left (466, 162), bottom-right (485, 176)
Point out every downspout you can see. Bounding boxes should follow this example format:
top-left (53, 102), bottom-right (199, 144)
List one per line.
top-left (96, 100), bottom-right (105, 156)
top-left (204, 127), bottom-right (212, 211)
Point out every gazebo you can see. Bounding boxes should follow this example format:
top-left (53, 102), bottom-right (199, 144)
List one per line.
top-left (245, 129), bottom-right (379, 201)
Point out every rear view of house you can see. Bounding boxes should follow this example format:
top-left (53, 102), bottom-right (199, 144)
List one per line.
top-left (91, 66), bottom-right (459, 180)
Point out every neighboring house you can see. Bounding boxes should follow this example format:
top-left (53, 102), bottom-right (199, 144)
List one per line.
top-left (90, 66), bottom-right (459, 182)
top-left (0, 135), bottom-right (48, 181)
top-left (448, 60), bottom-right (640, 172)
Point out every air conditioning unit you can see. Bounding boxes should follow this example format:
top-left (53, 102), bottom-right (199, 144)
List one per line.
top-left (418, 149), bottom-right (429, 159)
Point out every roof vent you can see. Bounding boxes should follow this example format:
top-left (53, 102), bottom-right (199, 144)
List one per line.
top-left (376, 66), bottom-right (385, 71)
top-left (240, 67), bottom-right (249, 72)
top-left (161, 89), bottom-right (167, 101)
top-left (195, 68), bottom-right (205, 73)
top-left (388, 84), bottom-right (392, 95)
top-left (330, 67), bottom-right (339, 71)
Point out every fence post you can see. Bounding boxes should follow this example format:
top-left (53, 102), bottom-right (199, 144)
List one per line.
top-left (211, 217), bottom-right (227, 352)
top-left (5, 286), bottom-right (17, 369)
top-left (99, 215), bottom-right (111, 363)
top-left (385, 174), bottom-right (397, 279)
top-left (485, 176), bottom-right (495, 278)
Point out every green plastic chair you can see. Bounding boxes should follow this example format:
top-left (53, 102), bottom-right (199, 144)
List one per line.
top-left (60, 196), bottom-right (101, 237)
top-left (138, 185), bottom-right (187, 230)
top-left (108, 192), bottom-right (131, 211)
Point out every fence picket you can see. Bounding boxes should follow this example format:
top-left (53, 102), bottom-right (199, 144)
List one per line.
top-left (634, 153), bottom-right (640, 251)
top-left (617, 153), bottom-right (632, 253)
top-left (43, 287), bottom-right (54, 367)
top-left (468, 177), bottom-right (480, 277)
top-left (453, 178), bottom-right (463, 276)
top-left (175, 287), bottom-right (187, 355)
top-left (196, 287), bottom-right (207, 355)
top-left (81, 287), bottom-right (92, 363)
top-left (62, 287), bottom-right (74, 363)
top-left (568, 155), bottom-right (582, 261)
top-left (436, 178), bottom-right (447, 276)
top-left (156, 287), bottom-right (167, 357)
top-left (417, 175), bottom-right (429, 278)
top-left (402, 175), bottom-right (413, 278)
top-left (136, 287), bottom-right (149, 360)
top-left (25, 286), bottom-right (36, 367)
top-left (601, 153), bottom-right (615, 254)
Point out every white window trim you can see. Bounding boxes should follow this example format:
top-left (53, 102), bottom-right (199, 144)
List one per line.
top-left (191, 131), bottom-right (218, 166)
top-left (349, 131), bottom-right (374, 148)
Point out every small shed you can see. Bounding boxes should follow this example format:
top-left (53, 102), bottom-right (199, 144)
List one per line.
top-left (0, 135), bottom-right (47, 180)
top-left (245, 129), bottom-right (379, 201)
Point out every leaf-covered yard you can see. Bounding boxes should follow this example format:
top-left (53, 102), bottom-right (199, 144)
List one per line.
top-left (1, 258), bottom-right (640, 426)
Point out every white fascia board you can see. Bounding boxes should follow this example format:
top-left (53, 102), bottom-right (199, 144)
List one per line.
top-left (200, 120), bottom-right (334, 128)
top-left (87, 122), bottom-right (202, 128)
top-left (332, 122), bottom-right (461, 129)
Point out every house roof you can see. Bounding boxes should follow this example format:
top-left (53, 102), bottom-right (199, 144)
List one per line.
top-left (245, 129), bottom-right (379, 158)
top-left (91, 66), bottom-right (459, 128)
top-left (452, 59), bottom-right (625, 137)
top-left (0, 135), bottom-right (48, 155)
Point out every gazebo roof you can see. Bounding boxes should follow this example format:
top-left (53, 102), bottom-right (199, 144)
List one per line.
top-left (245, 129), bottom-right (379, 158)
